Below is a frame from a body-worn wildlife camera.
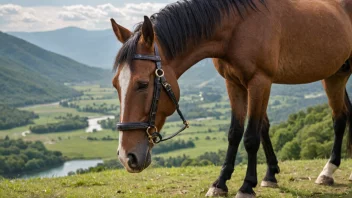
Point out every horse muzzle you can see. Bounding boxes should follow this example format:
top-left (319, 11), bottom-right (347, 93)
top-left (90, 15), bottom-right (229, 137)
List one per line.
top-left (118, 145), bottom-right (151, 173)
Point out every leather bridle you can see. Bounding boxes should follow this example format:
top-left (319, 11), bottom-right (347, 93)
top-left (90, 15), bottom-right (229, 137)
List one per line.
top-left (116, 44), bottom-right (189, 145)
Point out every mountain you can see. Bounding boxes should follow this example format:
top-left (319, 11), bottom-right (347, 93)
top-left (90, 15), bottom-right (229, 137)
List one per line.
top-left (9, 27), bottom-right (120, 68)
top-left (0, 32), bottom-right (107, 106)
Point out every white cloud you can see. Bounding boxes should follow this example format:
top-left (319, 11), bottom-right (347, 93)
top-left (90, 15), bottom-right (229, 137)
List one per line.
top-left (21, 12), bottom-right (39, 23)
top-left (58, 11), bottom-right (86, 21)
top-left (60, 5), bottom-right (107, 20)
top-left (0, 3), bottom-right (167, 32)
top-left (0, 4), bottom-right (21, 15)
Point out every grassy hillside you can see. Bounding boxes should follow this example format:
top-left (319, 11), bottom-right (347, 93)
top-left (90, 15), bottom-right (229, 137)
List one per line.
top-left (1, 160), bottom-right (351, 197)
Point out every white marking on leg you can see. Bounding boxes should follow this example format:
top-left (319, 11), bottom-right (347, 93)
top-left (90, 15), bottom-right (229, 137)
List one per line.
top-left (319, 162), bottom-right (338, 178)
top-left (349, 173), bottom-right (352, 181)
top-left (117, 64), bottom-right (131, 156)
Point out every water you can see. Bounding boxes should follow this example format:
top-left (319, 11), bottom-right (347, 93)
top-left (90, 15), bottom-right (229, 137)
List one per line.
top-left (86, 116), bottom-right (115, 133)
top-left (21, 115), bottom-right (115, 135)
top-left (20, 159), bottom-right (103, 179)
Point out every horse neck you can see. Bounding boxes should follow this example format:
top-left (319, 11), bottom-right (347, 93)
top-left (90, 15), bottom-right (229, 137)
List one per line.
top-left (163, 19), bottom-right (235, 79)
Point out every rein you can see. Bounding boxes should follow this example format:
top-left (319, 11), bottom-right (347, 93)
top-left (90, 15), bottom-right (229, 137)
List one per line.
top-left (116, 44), bottom-right (189, 145)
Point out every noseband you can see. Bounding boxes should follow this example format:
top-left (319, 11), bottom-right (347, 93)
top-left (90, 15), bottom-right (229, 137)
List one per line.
top-left (116, 44), bottom-right (189, 145)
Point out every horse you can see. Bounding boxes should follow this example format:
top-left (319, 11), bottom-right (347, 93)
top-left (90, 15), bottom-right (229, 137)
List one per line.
top-left (111, 0), bottom-right (352, 197)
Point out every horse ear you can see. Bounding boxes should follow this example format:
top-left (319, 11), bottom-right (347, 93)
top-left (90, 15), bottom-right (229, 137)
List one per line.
top-left (142, 16), bottom-right (154, 48)
top-left (110, 18), bottom-right (132, 43)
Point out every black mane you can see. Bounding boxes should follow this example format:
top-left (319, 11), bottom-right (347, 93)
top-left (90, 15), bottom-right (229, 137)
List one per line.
top-left (114, 0), bottom-right (264, 71)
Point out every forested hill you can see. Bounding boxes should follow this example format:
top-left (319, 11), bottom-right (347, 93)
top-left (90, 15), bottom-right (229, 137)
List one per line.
top-left (270, 104), bottom-right (346, 161)
top-left (0, 32), bottom-right (106, 83)
top-left (0, 57), bottom-right (80, 106)
top-left (0, 32), bottom-right (108, 106)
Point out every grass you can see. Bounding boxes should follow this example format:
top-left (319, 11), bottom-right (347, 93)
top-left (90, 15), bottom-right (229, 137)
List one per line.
top-left (1, 160), bottom-right (352, 197)
top-left (45, 135), bottom-right (118, 159)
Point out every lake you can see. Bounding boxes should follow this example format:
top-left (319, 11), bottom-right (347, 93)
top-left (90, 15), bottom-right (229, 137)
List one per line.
top-left (20, 159), bottom-right (103, 179)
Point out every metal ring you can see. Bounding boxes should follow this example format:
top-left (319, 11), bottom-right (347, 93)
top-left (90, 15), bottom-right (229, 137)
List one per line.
top-left (146, 126), bottom-right (158, 144)
top-left (146, 126), bottom-right (158, 136)
top-left (152, 132), bottom-right (163, 144)
top-left (155, 69), bottom-right (164, 77)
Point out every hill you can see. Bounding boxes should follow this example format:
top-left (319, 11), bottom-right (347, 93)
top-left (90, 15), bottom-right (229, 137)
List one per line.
top-left (1, 160), bottom-right (351, 197)
top-left (0, 32), bottom-right (108, 106)
top-left (0, 31), bottom-right (106, 83)
top-left (9, 27), bottom-right (120, 68)
top-left (0, 56), bottom-right (80, 106)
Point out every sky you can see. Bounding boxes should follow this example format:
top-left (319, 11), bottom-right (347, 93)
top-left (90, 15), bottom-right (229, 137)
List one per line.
top-left (0, 0), bottom-right (173, 32)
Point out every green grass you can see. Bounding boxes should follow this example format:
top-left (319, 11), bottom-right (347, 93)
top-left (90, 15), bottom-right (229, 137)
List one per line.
top-left (1, 160), bottom-right (352, 197)
top-left (45, 132), bottom-right (118, 160)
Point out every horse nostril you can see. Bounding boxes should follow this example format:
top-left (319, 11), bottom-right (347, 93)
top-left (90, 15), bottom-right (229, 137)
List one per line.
top-left (117, 150), bottom-right (119, 156)
top-left (127, 153), bottom-right (138, 168)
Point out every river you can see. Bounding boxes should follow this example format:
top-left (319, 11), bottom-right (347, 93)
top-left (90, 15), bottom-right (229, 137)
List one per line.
top-left (19, 159), bottom-right (103, 179)
top-left (86, 115), bottom-right (115, 133)
top-left (21, 115), bottom-right (115, 136)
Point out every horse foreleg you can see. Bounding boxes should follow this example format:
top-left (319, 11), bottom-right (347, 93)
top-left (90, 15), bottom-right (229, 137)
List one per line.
top-left (260, 115), bottom-right (280, 188)
top-left (206, 80), bottom-right (247, 197)
top-left (236, 75), bottom-right (272, 198)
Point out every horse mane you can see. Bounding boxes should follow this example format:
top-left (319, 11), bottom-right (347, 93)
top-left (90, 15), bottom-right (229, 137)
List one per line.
top-left (114, 0), bottom-right (265, 71)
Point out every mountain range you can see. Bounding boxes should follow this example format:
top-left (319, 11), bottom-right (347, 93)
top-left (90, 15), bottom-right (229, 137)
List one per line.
top-left (9, 27), bottom-right (120, 68)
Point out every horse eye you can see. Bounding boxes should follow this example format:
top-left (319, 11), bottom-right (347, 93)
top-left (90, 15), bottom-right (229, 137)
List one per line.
top-left (137, 82), bottom-right (149, 90)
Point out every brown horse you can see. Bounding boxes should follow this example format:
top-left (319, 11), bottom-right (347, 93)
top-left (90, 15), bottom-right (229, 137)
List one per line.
top-left (111, 0), bottom-right (352, 197)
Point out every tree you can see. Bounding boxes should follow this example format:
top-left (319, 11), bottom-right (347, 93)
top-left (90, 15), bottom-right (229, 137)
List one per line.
top-left (300, 137), bottom-right (322, 159)
top-left (279, 139), bottom-right (301, 160)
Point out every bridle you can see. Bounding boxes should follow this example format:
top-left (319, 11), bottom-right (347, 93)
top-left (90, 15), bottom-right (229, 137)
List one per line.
top-left (116, 44), bottom-right (189, 145)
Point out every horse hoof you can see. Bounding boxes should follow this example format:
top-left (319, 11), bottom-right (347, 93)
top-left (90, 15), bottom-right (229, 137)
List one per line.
top-left (315, 175), bottom-right (334, 186)
top-left (235, 192), bottom-right (255, 198)
top-left (260, 180), bottom-right (278, 188)
top-left (205, 187), bottom-right (228, 197)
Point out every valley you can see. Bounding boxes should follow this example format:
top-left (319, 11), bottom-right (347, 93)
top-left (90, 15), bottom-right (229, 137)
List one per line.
top-left (1, 26), bottom-right (351, 183)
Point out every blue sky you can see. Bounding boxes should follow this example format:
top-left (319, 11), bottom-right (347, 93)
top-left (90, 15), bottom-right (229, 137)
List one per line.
top-left (0, 0), bottom-right (172, 32)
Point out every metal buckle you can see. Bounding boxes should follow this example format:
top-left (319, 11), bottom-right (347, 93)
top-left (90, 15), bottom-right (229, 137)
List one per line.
top-left (146, 126), bottom-right (158, 144)
top-left (184, 121), bottom-right (190, 128)
top-left (155, 69), bottom-right (164, 77)
top-left (162, 82), bottom-right (172, 91)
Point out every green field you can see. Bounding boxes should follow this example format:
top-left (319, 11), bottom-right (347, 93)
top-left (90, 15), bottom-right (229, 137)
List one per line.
top-left (1, 160), bottom-right (351, 197)
top-left (0, 84), bottom-right (231, 160)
